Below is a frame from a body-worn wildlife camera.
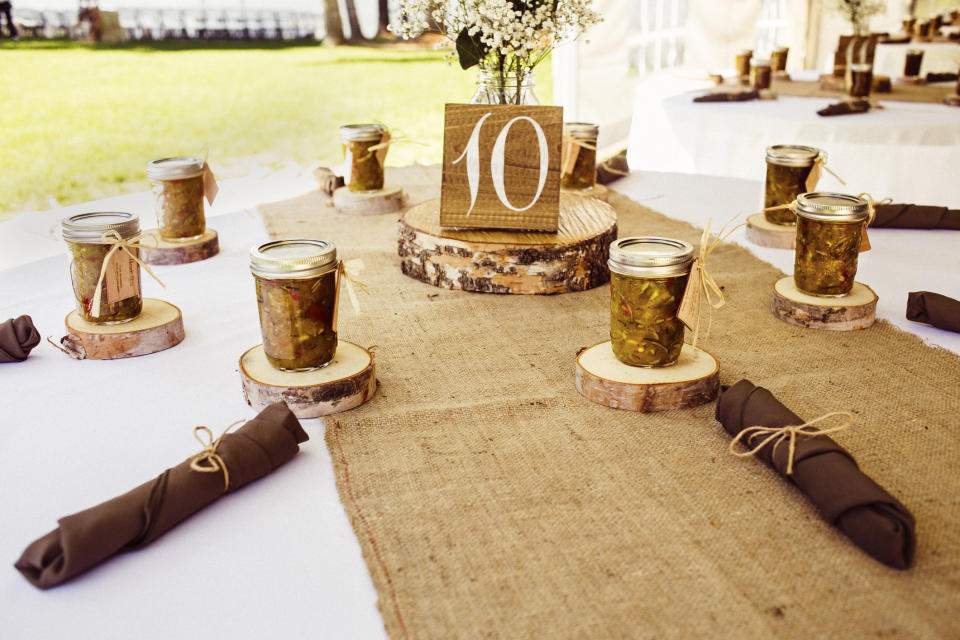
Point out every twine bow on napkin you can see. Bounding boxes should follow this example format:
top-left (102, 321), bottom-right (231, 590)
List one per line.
top-left (89, 231), bottom-right (165, 318)
top-left (729, 411), bottom-right (854, 475)
top-left (189, 421), bottom-right (243, 491)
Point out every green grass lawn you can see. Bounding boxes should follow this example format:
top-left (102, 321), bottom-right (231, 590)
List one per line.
top-left (0, 39), bottom-right (553, 217)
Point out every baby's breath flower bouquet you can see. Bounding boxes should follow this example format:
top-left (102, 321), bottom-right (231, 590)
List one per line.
top-left (390, 0), bottom-right (601, 104)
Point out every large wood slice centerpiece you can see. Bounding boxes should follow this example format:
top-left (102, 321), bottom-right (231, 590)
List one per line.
top-left (398, 192), bottom-right (618, 294)
top-left (771, 277), bottom-right (877, 331)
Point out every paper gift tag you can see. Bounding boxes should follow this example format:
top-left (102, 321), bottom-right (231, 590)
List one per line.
top-left (561, 137), bottom-right (579, 177)
top-left (343, 149), bottom-right (353, 184)
top-left (677, 259), bottom-right (703, 331)
top-left (375, 131), bottom-right (391, 168)
top-left (103, 249), bottom-right (140, 304)
top-left (202, 162), bottom-right (219, 205)
top-left (860, 228), bottom-right (871, 252)
top-left (805, 158), bottom-right (823, 192)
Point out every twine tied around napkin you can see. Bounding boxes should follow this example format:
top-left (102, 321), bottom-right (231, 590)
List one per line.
top-left (678, 216), bottom-right (744, 349)
top-left (89, 231), bottom-right (165, 318)
top-left (189, 420), bottom-right (243, 491)
top-left (729, 411), bottom-right (854, 475)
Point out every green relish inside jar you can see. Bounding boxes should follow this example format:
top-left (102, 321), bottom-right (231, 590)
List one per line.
top-left (340, 124), bottom-right (387, 192)
top-left (793, 192), bottom-right (869, 297)
top-left (764, 145), bottom-right (821, 226)
top-left (147, 156), bottom-right (206, 241)
top-left (561, 122), bottom-right (599, 191)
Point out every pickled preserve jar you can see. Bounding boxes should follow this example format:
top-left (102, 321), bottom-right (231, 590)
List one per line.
top-left (771, 47), bottom-right (789, 72)
top-left (250, 239), bottom-right (340, 371)
top-left (764, 145), bottom-right (821, 225)
top-left (848, 63), bottom-right (873, 98)
top-left (751, 58), bottom-right (772, 90)
top-left (793, 193), bottom-right (869, 297)
top-left (61, 212), bottom-right (143, 324)
top-left (561, 122), bottom-right (599, 191)
top-left (903, 49), bottom-right (923, 77)
top-left (340, 124), bottom-right (387, 192)
top-left (609, 237), bottom-right (694, 368)
top-left (147, 156), bottom-right (206, 241)
top-left (735, 49), bottom-right (753, 84)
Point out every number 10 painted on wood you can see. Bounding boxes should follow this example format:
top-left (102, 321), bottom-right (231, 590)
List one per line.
top-left (441, 104), bottom-right (563, 232)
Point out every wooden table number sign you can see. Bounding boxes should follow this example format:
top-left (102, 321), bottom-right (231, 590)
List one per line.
top-left (440, 104), bottom-right (563, 232)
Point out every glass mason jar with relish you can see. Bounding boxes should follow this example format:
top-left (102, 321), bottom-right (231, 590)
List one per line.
top-left (340, 124), bottom-right (387, 192)
top-left (250, 239), bottom-right (341, 371)
top-left (147, 156), bottom-right (206, 241)
top-left (561, 122), bottom-right (599, 191)
top-left (608, 237), bottom-right (694, 367)
top-left (793, 192), bottom-right (869, 297)
top-left (763, 145), bottom-right (822, 226)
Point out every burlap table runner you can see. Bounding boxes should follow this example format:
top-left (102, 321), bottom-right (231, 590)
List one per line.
top-left (260, 167), bottom-right (960, 639)
top-left (716, 77), bottom-right (955, 104)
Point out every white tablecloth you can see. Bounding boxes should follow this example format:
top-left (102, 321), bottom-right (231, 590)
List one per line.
top-left (1, 172), bottom-right (958, 639)
top-left (629, 92), bottom-right (960, 208)
top-left (873, 41), bottom-right (960, 78)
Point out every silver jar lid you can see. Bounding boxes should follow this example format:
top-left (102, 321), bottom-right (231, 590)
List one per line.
top-left (907, 49), bottom-right (924, 55)
top-left (146, 156), bottom-right (204, 180)
top-left (765, 144), bottom-right (820, 167)
top-left (751, 58), bottom-right (771, 67)
top-left (250, 239), bottom-right (338, 279)
top-left (340, 124), bottom-right (385, 143)
top-left (795, 192), bottom-right (869, 222)
top-left (773, 46), bottom-right (789, 53)
top-left (62, 212), bottom-right (140, 243)
top-left (738, 49), bottom-right (753, 56)
top-left (564, 122), bottom-right (599, 139)
top-left (850, 63), bottom-right (873, 72)
top-left (609, 237), bottom-right (694, 277)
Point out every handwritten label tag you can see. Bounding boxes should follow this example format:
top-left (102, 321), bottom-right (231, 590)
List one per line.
top-left (561, 137), bottom-right (579, 177)
top-left (375, 131), bottom-right (391, 168)
top-left (677, 259), bottom-right (703, 331)
top-left (103, 249), bottom-right (140, 305)
top-left (860, 227), bottom-right (871, 252)
top-left (343, 148), bottom-right (353, 185)
top-left (805, 158), bottom-right (822, 192)
top-left (202, 162), bottom-right (219, 205)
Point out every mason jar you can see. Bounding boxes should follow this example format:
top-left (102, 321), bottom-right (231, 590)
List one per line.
top-left (61, 212), bottom-right (143, 324)
top-left (771, 47), bottom-right (789, 72)
top-left (340, 124), bottom-right (387, 192)
top-left (764, 145), bottom-right (821, 225)
top-left (735, 49), bottom-right (753, 84)
top-left (250, 239), bottom-right (341, 371)
top-left (608, 237), bottom-right (694, 367)
top-left (751, 58), bottom-right (772, 90)
top-left (794, 193), bottom-right (869, 297)
top-left (146, 156), bottom-right (206, 241)
top-left (848, 63), bottom-right (873, 98)
top-left (561, 122), bottom-right (600, 191)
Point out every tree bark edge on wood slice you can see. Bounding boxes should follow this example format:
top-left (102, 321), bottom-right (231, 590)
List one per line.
top-left (239, 341), bottom-right (377, 418)
top-left (745, 213), bottom-right (796, 250)
top-left (60, 298), bottom-right (185, 360)
top-left (398, 194), bottom-right (618, 295)
top-left (140, 229), bottom-right (220, 265)
top-left (333, 185), bottom-right (404, 216)
top-left (771, 276), bottom-right (877, 331)
top-left (575, 341), bottom-right (719, 412)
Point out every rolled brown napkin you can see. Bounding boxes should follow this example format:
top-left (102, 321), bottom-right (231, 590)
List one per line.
top-left (871, 203), bottom-right (960, 229)
top-left (693, 90), bottom-right (759, 103)
top-left (906, 291), bottom-right (960, 333)
top-left (313, 166), bottom-right (345, 196)
top-left (597, 152), bottom-right (630, 185)
top-left (818, 100), bottom-right (870, 116)
top-left (716, 380), bottom-right (916, 569)
top-left (15, 402), bottom-right (308, 589)
top-left (926, 71), bottom-right (959, 83)
top-left (0, 315), bottom-right (41, 363)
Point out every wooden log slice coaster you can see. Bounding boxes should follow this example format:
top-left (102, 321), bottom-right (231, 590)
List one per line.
top-left (771, 277), bottom-right (877, 331)
top-left (333, 185), bottom-right (404, 216)
top-left (139, 229), bottom-right (219, 265)
top-left (575, 341), bottom-right (719, 413)
top-left (745, 213), bottom-right (796, 250)
top-left (561, 183), bottom-right (610, 202)
top-left (398, 193), bottom-right (618, 295)
top-left (239, 340), bottom-right (377, 418)
top-left (59, 298), bottom-right (185, 360)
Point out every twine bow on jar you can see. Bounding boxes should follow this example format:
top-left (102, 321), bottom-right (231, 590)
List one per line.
top-left (729, 411), bottom-right (854, 475)
top-left (364, 127), bottom-right (426, 167)
top-left (338, 259), bottom-right (370, 314)
top-left (806, 152), bottom-right (847, 192)
top-left (686, 216), bottom-right (745, 349)
top-left (188, 420), bottom-right (243, 491)
top-left (89, 231), bottom-right (165, 318)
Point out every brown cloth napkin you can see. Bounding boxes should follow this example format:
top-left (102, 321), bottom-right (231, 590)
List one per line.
top-left (872, 203), bottom-right (960, 229)
top-left (926, 72), bottom-right (959, 83)
top-left (907, 291), bottom-right (960, 333)
top-left (818, 100), bottom-right (871, 116)
top-left (0, 315), bottom-right (41, 363)
top-left (693, 90), bottom-right (759, 103)
top-left (313, 166), bottom-right (345, 196)
top-left (715, 380), bottom-right (916, 569)
top-left (15, 402), bottom-right (308, 589)
top-left (596, 152), bottom-right (630, 185)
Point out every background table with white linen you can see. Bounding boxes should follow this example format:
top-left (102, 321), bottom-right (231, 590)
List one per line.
top-left (629, 92), bottom-right (960, 208)
top-left (1, 168), bottom-right (958, 639)
top-left (873, 41), bottom-right (960, 78)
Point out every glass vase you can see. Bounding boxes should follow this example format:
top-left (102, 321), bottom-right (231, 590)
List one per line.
top-left (470, 68), bottom-right (540, 105)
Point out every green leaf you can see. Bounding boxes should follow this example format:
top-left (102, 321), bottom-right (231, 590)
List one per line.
top-left (456, 28), bottom-right (486, 70)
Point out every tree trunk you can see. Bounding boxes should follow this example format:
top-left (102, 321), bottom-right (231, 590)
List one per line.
top-left (377, 0), bottom-right (391, 37)
top-left (323, 0), bottom-right (344, 46)
top-left (344, 0), bottom-right (364, 43)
